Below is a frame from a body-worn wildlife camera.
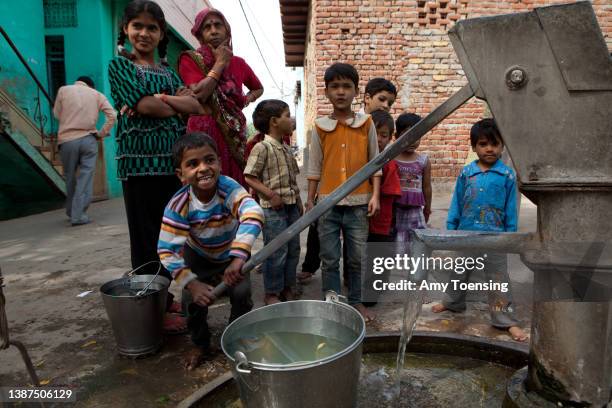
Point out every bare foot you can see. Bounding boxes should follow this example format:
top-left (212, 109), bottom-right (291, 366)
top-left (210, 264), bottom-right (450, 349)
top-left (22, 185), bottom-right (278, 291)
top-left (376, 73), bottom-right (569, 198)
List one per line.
top-left (280, 287), bottom-right (295, 301)
top-left (354, 303), bottom-right (376, 323)
top-left (264, 294), bottom-right (281, 305)
top-left (297, 271), bottom-right (314, 283)
top-left (183, 348), bottom-right (205, 371)
top-left (431, 303), bottom-right (448, 313)
top-left (163, 313), bottom-right (188, 334)
top-left (508, 326), bottom-right (528, 342)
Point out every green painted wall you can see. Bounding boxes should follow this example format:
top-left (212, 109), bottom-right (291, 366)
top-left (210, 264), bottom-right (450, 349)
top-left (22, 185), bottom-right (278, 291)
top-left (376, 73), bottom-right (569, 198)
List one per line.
top-left (0, 1), bottom-right (52, 129)
top-left (0, 133), bottom-right (64, 220)
top-left (0, 0), bottom-right (194, 216)
top-left (166, 31), bottom-right (192, 72)
top-left (45, 0), bottom-right (123, 197)
top-left (101, 1), bottom-right (122, 197)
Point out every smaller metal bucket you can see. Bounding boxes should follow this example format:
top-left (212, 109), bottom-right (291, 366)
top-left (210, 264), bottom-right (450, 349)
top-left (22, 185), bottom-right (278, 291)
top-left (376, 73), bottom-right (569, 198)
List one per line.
top-left (221, 293), bottom-right (365, 408)
top-left (100, 274), bottom-right (169, 357)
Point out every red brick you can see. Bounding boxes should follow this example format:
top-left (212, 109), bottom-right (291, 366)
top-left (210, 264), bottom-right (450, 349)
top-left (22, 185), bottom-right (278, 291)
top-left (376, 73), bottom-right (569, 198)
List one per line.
top-left (304, 0), bottom-right (611, 181)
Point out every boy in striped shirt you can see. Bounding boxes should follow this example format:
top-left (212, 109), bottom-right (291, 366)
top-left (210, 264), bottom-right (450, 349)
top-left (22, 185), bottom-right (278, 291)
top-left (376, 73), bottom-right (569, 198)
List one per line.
top-left (158, 132), bottom-right (264, 370)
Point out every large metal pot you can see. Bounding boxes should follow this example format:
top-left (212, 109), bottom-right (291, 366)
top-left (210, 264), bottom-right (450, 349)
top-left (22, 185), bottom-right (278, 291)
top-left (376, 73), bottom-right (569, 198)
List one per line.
top-left (221, 293), bottom-right (365, 408)
top-left (100, 273), bottom-right (169, 357)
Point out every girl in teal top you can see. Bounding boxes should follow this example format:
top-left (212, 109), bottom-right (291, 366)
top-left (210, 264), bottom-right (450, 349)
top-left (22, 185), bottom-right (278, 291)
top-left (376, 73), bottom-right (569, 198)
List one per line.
top-left (109, 56), bottom-right (187, 180)
top-left (108, 0), bottom-right (202, 334)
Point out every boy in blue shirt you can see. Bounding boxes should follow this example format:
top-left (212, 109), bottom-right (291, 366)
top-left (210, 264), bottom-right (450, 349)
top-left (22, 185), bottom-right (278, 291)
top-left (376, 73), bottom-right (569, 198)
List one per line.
top-left (432, 119), bottom-right (527, 341)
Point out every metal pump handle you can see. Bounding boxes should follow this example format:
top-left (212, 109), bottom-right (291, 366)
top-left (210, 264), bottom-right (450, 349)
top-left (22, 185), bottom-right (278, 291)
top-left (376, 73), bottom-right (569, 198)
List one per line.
top-left (211, 84), bottom-right (475, 298)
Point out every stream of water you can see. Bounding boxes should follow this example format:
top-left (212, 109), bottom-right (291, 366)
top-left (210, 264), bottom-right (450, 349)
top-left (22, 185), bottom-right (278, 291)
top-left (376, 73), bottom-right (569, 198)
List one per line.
top-left (393, 237), bottom-right (428, 406)
top-left (393, 286), bottom-right (424, 405)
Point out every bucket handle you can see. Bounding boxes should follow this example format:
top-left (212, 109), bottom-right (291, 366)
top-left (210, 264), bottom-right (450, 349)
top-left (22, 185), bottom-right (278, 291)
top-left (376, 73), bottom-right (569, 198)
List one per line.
top-left (235, 351), bottom-right (251, 374)
top-left (234, 351), bottom-right (259, 392)
top-left (124, 260), bottom-right (161, 278)
top-left (123, 261), bottom-right (162, 297)
top-left (325, 290), bottom-right (347, 304)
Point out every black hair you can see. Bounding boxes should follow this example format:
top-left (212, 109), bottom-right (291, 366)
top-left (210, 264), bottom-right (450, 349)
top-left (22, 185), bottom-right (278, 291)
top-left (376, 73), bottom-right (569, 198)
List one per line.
top-left (470, 118), bottom-right (503, 147)
top-left (365, 78), bottom-right (397, 97)
top-left (395, 113), bottom-right (422, 136)
top-left (324, 63), bottom-right (359, 89)
top-left (76, 76), bottom-right (95, 88)
top-left (252, 99), bottom-right (290, 134)
top-left (371, 109), bottom-right (394, 134)
top-left (172, 132), bottom-right (218, 168)
top-left (117, 0), bottom-right (169, 65)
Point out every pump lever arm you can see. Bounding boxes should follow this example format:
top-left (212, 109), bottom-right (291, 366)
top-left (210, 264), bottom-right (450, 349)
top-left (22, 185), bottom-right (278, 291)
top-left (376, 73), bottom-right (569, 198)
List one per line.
top-left (212, 84), bottom-right (476, 298)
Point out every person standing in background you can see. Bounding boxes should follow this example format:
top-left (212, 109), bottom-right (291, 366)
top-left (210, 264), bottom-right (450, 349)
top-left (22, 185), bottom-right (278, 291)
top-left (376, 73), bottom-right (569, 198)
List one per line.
top-left (53, 76), bottom-right (116, 226)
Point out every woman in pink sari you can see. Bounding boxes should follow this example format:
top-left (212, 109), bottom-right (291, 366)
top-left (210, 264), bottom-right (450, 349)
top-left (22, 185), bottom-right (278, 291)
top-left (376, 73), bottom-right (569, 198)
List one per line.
top-left (179, 8), bottom-right (263, 186)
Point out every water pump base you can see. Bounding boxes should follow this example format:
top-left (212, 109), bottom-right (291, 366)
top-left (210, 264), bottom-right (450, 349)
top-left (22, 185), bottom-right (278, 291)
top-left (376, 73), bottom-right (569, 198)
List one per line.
top-left (503, 367), bottom-right (611, 408)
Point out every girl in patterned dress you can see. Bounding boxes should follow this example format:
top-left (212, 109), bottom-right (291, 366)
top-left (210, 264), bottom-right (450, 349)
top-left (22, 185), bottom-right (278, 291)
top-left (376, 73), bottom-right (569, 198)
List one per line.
top-left (394, 113), bottom-right (432, 250)
top-left (108, 0), bottom-right (203, 332)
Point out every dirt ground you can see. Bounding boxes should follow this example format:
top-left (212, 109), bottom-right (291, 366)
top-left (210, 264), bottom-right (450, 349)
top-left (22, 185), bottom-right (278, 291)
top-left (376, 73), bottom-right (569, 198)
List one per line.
top-left (0, 173), bottom-right (537, 407)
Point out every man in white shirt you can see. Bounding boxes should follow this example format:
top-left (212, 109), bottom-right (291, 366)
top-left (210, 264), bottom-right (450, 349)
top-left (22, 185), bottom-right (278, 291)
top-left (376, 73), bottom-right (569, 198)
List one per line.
top-left (53, 76), bottom-right (116, 225)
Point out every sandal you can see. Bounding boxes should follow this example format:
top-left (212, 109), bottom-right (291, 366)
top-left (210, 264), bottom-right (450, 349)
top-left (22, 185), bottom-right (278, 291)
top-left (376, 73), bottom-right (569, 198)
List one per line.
top-left (163, 313), bottom-right (188, 335)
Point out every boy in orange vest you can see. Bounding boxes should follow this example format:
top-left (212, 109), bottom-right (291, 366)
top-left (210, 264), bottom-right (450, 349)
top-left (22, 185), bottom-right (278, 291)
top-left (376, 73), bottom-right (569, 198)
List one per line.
top-left (306, 63), bottom-right (381, 322)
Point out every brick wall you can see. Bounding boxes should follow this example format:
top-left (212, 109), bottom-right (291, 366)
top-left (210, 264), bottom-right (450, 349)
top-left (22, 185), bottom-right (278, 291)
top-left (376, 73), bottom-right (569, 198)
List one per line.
top-left (303, 0), bottom-right (612, 182)
top-left (304, 2), bottom-right (319, 146)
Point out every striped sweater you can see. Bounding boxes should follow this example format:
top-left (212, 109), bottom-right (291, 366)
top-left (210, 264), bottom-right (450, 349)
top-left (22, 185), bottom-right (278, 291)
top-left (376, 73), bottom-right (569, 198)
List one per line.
top-left (158, 175), bottom-right (264, 288)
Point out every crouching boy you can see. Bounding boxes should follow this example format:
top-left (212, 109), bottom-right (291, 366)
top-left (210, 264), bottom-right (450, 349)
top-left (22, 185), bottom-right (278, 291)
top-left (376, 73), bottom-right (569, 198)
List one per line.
top-left (158, 132), bottom-right (264, 370)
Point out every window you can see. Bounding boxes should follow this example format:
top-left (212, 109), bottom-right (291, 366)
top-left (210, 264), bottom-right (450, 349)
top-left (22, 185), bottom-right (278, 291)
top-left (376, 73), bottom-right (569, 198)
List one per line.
top-left (45, 36), bottom-right (66, 100)
top-left (43, 0), bottom-right (78, 28)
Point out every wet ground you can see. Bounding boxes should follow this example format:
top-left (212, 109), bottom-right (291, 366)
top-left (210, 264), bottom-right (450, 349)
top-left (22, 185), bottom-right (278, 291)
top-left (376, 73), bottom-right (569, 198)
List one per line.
top-left (359, 352), bottom-right (514, 407)
top-left (203, 352), bottom-right (516, 408)
top-left (0, 172), bottom-right (537, 406)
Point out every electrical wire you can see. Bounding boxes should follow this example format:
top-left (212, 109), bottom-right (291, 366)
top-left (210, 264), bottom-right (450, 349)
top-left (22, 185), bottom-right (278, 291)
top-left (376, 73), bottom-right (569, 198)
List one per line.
top-left (170, 0), bottom-right (294, 98)
top-left (237, 0), bottom-right (286, 94)
top-left (169, 0), bottom-right (194, 26)
top-left (243, 0), bottom-right (284, 61)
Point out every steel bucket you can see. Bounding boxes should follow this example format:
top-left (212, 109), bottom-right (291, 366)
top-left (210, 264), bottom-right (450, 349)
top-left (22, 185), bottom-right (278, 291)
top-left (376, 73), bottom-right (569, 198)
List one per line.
top-left (100, 273), bottom-right (169, 357)
top-left (221, 293), bottom-right (365, 408)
